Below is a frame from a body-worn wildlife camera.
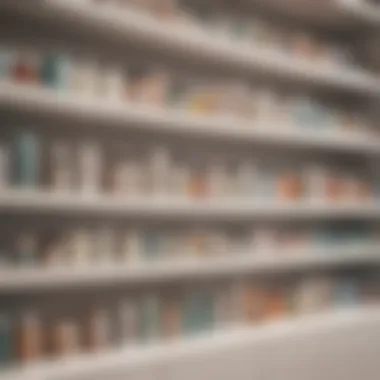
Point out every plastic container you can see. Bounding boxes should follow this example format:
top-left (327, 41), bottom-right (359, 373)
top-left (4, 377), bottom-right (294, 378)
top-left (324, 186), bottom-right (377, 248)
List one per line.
top-left (14, 132), bottom-right (40, 188)
top-left (50, 141), bottom-right (73, 191)
top-left (41, 53), bottom-right (71, 90)
top-left (12, 50), bottom-right (40, 84)
top-left (18, 311), bottom-right (42, 363)
top-left (119, 299), bottom-right (139, 346)
top-left (78, 141), bottom-right (102, 194)
top-left (140, 294), bottom-right (160, 343)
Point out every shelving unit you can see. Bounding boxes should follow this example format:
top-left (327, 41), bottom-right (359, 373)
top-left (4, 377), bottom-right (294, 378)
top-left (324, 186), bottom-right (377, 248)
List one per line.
top-left (1, 306), bottom-right (380, 380)
top-left (1, 1), bottom-right (380, 380)
top-left (1, 83), bottom-right (380, 154)
top-left (1, 1), bottom-right (380, 95)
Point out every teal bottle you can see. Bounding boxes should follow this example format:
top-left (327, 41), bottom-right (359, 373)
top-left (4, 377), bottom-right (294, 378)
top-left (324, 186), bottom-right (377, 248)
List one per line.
top-left (15, 132), bottom-right (40, 187)
top-left (41, 54), bottom-right (70, 89)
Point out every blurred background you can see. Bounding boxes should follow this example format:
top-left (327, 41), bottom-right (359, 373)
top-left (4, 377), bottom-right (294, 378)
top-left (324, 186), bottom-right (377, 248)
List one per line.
top-left (0, 0), bottom-right (380, 379)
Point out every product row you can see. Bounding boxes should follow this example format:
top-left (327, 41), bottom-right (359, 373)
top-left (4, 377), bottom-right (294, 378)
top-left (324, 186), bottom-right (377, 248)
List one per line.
top-left (0, 133), bottom-right (375, 202)
top-left (0, 225), bottom-right (376, 268)
top-left (1, 274), bottom-right (378, 368)
top-left (90, 0), bottom-right (361, 71)
top-left (0, 47), bottom-right (375, 138)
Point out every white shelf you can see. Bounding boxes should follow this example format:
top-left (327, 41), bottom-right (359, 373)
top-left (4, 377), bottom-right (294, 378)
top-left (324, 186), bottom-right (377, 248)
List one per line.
top-left (0, 246), bottom-right (378, 293)
top-left (2, 1), bottom-right (380, 95)
top-left (336, 0), bottom-right (380, 25)
top-left (2, 307), bottom-right (379, 380)
top-left (248, 0), bottom-right (380, 30)
top-left (1, 83), bottom-right (380, 154)
top-left (0, 189), bottom-right (379, 220)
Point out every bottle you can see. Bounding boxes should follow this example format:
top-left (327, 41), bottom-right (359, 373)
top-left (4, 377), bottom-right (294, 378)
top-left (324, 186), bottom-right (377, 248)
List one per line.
top-left (95, 227), bottom-right (115, 265)
top-left (149, 147), bottom-right (171, 196)
top-left (131, 68), bottom-right (170, 108)
top-left (78, 141), bottom-right (102, 194)
top-left (236, 160), bottom-right (257, 198)
top-left (70, 59), bottom-right (99, 97)
top-left (0, 144), bottom-right (9, 189)
top-left (122, 159), bottom-right (142, 197)
top-left (14, 132), bottom-right (40, 188)
top-left (16, 232), bottom-right (38, 267)
top-left (120, 229), bottom-right (141, 264)
top-left (142, 230), bottom-right (162, 261)
top-left (98, 65), bottom-right (126, 101)
top-left (50, 141), bottom-right (73, 191)
top-left (161, 297), bottom-right (181, 340)
top-left (170, 162), bottom-right (190, 197)
top-left (68, 229), bottom-right (93, 267)
top-left (53, 319), bottom-right (79, 357)
top-left (306, 164), bottom-right (328, 202)
top-left (140, 294), bottom-right (160, 343)
top-left (208, 159), bottom-right (228, 198)
top-left (119, 300), bottom-right (139, 346)
top-left (87, 307), bottom-right (111, 351)
top-left (43, 237), bottom-right (66, 268)
top-left (18, 311), bottom-right (42, 364)
top-left (12, 50), bottom-right (40, 84)
top-left (0, 314), bottom-right (13, 368)
top-left (41, 53), bottom-right (71, 90)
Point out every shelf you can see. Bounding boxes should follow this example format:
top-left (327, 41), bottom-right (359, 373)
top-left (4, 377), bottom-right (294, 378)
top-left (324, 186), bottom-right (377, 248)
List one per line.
top-left (247, 0), bottom-right (380, 30)
top-left (0, 189), bottom-right (378, 220)
top-left (0, 246), bottom-right (378, 293)
top-left (1, 1), bottom-right (380, 95)
top-left (1, 83), bottom-right (380, 154)
top-left (336, 0), bottom-right (380, 25)
top-left (1, 307), bottom-right (379, 380)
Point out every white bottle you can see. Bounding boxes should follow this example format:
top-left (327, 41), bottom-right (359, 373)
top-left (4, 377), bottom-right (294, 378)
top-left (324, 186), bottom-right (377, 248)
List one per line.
top-left (51, 141), bottom-right (72, 191)
top-left (96, 227), bottom-right (115, 265)
top-left (208, 159), bottom-right (227, 198)
top-left (119, 299), bottom-right (139, 346)
top-left (78, 141), bottom-right (102, 194)
top-left (150, 147), bottom-right (171, 196)
top-left (122, 159), bottom-right (142, 197)
top-left (99, 65), bottom-right (126, 101)
top-left (121, 229), bottom-right (141, 264)
top-left (69, 229), bottom-right (92, 266)
top-left (236, 160), bottom-right (257, 198)
top-left (306, 164), bottom-right (328, 202)
top-left (70, 59), bottom-right (99, 97)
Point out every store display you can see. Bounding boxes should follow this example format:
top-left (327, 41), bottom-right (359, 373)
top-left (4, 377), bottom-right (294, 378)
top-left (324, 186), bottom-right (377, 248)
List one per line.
top-left (1, 131), bottom-right (377, 203)
top-left (0, 223), bottom-right (378, 269)
top-left (0, 43), bottom-right (375, 141)
top-left (0, 273), bottom-right (377, 369)
top-left (1, 0), bottom-right (380, 377)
